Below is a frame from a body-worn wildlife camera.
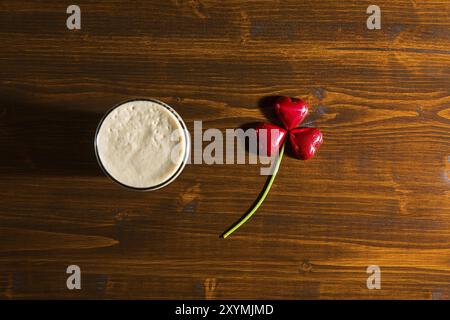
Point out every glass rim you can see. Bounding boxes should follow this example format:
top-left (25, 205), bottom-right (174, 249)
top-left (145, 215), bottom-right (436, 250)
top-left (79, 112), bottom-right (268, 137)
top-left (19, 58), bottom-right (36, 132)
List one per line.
top-left (94, 98), bottom-right (190, 191)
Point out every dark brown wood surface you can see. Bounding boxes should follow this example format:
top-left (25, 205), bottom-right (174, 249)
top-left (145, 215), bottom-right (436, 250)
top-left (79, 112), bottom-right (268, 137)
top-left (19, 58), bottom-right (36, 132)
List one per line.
top-left (0, 0), bottom-right (449, 299)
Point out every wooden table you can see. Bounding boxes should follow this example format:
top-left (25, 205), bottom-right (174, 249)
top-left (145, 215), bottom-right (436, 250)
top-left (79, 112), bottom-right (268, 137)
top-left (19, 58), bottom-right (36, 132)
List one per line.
top-left (0, 0), bottom-right (449, 300)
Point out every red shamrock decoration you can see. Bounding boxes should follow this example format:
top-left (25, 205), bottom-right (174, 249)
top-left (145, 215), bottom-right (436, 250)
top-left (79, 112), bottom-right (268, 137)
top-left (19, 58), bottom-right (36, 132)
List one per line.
top-left (222, 96), bottom-right (323, 238)
top-left (255, 96), bottom-right (323, 159)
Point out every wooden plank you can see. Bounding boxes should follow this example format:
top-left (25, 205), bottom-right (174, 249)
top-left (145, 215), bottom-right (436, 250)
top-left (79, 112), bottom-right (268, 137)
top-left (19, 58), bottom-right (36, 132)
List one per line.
top-left (0, 0), bottom-right (449, 299)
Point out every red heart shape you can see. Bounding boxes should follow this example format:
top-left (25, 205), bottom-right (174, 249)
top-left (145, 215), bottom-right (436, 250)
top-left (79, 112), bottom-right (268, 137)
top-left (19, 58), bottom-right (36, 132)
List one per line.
top-left (274, 96), bottom-right (308, 130)
top-left (289, 127), bottom-right (323, 160)
top-left (255, 123), bottom-right (287, 156)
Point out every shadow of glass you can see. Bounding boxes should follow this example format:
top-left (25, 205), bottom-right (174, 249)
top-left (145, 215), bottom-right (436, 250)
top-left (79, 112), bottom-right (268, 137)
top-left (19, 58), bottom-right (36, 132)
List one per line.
top-left (0, 98), bottom-right (103, 177)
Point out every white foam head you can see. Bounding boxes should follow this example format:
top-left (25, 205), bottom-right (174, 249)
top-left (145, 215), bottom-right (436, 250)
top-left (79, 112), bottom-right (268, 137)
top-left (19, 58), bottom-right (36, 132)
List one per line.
top-left (95, 99), bottom-right (189, 190)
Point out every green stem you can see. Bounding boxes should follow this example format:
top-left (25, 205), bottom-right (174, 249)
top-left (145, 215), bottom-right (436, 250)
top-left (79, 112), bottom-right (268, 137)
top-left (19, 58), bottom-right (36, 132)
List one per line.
top-left (221, 142), bottom-right (286, 238)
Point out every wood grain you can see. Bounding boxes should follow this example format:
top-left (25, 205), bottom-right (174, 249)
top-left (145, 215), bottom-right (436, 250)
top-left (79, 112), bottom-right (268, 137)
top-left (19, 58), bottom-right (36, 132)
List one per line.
top-left (0, 0), bottom-right (449, 299)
